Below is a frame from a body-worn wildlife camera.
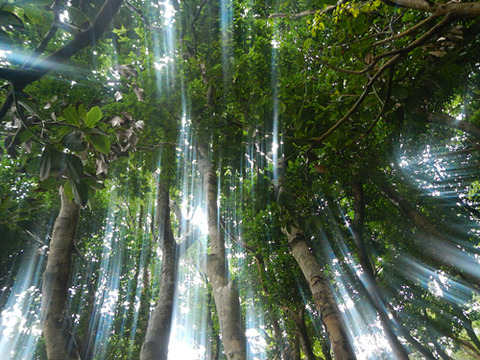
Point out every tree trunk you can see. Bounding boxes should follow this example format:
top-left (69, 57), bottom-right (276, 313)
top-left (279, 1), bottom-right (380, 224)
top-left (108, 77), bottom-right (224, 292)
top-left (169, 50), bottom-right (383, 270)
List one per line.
top-left (374, 175), bottom-right (480, 286)
top-left (140, 181), bottom-right (176, 360)
top-left (285, 307), bottom-right (317, 360)
top-left (282, 224), bottom-right (356, 360)
top-left (41, 187), bottom-right (81, 360)
top-left (351, 181), bottom-right (410, 360)
top-left (198, 143), bottom-right (247, 360)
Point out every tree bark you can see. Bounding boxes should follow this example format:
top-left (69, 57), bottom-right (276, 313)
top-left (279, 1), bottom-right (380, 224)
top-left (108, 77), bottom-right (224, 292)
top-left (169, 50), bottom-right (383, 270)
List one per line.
top-left (285, 307), bottom-right (317, 360)
top-left (281, 224), bottom-right (356, 360)
top-left (140, 181), bottom-right (176, 360)
top-left (41, 187), bottom-right (81, 360)
top-left (384, 0), bottom-right (480, 17)
top-left (198, 143), bottom-right (247, 360)
top-left (351, 181), bottom-right (410, 360)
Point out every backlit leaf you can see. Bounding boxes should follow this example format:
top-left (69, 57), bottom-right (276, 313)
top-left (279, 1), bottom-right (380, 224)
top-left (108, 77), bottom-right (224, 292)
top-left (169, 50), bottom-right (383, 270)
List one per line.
top-left (85, 106), bottom-right (103, 128)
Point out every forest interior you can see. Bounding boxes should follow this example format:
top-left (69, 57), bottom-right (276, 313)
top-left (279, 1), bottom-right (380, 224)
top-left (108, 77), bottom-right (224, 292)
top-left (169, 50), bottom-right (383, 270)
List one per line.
top-left (1, 0), bottom-right (480, 359)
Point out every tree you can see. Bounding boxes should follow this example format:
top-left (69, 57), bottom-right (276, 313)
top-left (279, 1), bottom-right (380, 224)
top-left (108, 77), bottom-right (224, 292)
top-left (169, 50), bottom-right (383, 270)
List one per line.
top-left (1, 0), bottom-right (480, 359)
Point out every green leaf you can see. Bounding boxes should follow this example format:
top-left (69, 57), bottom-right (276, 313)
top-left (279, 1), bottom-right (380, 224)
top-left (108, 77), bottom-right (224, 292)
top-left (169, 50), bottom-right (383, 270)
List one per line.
top-left (86, 133), bottom-right (110, 154)
top-left (22, 4), bottom-right (45, 24)
top-left (17, 98), bottom-right (41, 118)
top-left (78, 104), bottom-right (87, 121)
top-left (39, 150), bottom-right (51, 181)
top-left (63, 105), bottom-right (80, 126)
top-left (63, 180), bottom-right (74, 202)
top-left (38, 177), bottom-right (62, 191)
top-left (61, 130), bottom-right (85, 151)
top-left (69, 179), bottom-right (89, 207)
top-left (303, 38), bottom-right (313, 51)
top-left (85, 106), bottom-right (102, 127)
top-left (65, 154), bottom-right (84, 183)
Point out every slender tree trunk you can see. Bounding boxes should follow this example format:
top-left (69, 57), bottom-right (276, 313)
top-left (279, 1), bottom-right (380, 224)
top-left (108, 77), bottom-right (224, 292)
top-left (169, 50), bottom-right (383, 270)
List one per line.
top-left (351, 181), bottom-right (410, 360)
top-left (41, 187), bottom-right (81, 360)
top-left (198, 143), bottom-right (247, 360)
top-left (222, 221), bottom-right (289, 355)
top-left (281, 223), bottom-right (356, 360)
top-left (374, 175), bottom-right (480, 286)
top-left (384, 302), bottom-right (436, 360)
top-left (285, 307), bottom-right (317, 360)
top-left (140, 181), bottom-right (177, 360)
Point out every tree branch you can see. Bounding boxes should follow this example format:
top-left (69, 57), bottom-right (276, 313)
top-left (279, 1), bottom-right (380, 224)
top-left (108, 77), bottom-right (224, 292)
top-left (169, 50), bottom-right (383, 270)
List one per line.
top-left (385, 0), bottom-right (480, 17)
top-left (423, 111), bottom-right (480, 141)
top-left (0, 0), bottom-right (124, 121)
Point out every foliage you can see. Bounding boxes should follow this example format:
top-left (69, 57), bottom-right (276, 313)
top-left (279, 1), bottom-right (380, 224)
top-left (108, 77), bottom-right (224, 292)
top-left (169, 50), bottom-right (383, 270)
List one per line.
top-left (1, 0), bottom-right (480, 359)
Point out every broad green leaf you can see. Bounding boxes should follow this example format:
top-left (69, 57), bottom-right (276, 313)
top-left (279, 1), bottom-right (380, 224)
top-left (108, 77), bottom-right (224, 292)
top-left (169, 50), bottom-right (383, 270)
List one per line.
top-left (22, 4), bottom-right (45, 25)
top-left (16, 129), bottom-right (35, 144)
top-left (63, 105), bottom-right (80, 126)
top-left (86, 133), bottom-right (110, 154)
top-left (61, 130), bottom-right (85, 151)
top-left (69, 179), bottom-right (89, 207)
top-left (85, 106), bottom-right (102, 127)
top-left (38, 176), bottom-right (62, 191)
top-left (78, 104), bottom-right (87, 121)
top-left (65, 154), bottom-right (84, 183)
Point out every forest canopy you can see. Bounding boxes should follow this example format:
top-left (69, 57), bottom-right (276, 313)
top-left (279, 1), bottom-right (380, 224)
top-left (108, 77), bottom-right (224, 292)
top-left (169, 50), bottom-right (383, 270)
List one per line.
top-left (1, 0), bottom-right (480, 359)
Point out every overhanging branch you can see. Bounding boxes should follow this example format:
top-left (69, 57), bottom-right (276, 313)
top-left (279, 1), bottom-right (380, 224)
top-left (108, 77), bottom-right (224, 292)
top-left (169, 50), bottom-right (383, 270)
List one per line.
top-left (0, 0), bottom-right (124, 121)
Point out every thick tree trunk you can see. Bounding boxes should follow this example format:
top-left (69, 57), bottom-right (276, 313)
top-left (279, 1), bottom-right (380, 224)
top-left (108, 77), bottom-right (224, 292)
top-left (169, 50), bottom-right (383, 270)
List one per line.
top-left (198, 143), bottom-right (247, 360)
top-left (41, 187), bottom-right (81, 360)
top-left (140, 181), bottom-right (176, 360)
top-left (351, 182), bottom-right (410, 360)
top-left (282, 224), bottom-right (356, 360)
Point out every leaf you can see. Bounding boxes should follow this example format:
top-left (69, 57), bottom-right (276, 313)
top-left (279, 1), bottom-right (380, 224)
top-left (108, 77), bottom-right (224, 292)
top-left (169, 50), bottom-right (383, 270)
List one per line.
top-left (133, 84), bottom-right (145, 102)
top-left (38, 177), bottom-right (62, 191)
top-left (17, 98), bottom-right (41, 118)
top-left (39, 150), bottom-right (51, 181)
top-left (303, 38), bottom-right (313, 51)
top-left (114, 90), bottom-right (123, 101)
top-left (69, 179), bottom-right (89, 207)
top-left (63, 180), bottom-right (74, 202)
top-left (110, 116), bottom-right (124, 127)
top-left (78, 104), bottom-right (87, 121)
top-left (22, 4), bottom-right (44, 24)
top-left (61, 130), bottom-right (85, 151)
top-left (65, 154), bottom-right (84, 183)
top-left (63, 105), bottom-right (80, 126)
top-left (85, 106), bottom-right (103, 127)
top-left (86, 133), bottom-right (111, 154)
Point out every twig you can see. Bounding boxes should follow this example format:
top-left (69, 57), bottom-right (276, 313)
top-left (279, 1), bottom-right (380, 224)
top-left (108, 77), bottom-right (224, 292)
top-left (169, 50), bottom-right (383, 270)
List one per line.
top-left (373, 15), bottom-right (436, 46)
top-left (268, 9), bottom-right (319, 19)
top-left (125, 0), bottom-right (163, 31)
